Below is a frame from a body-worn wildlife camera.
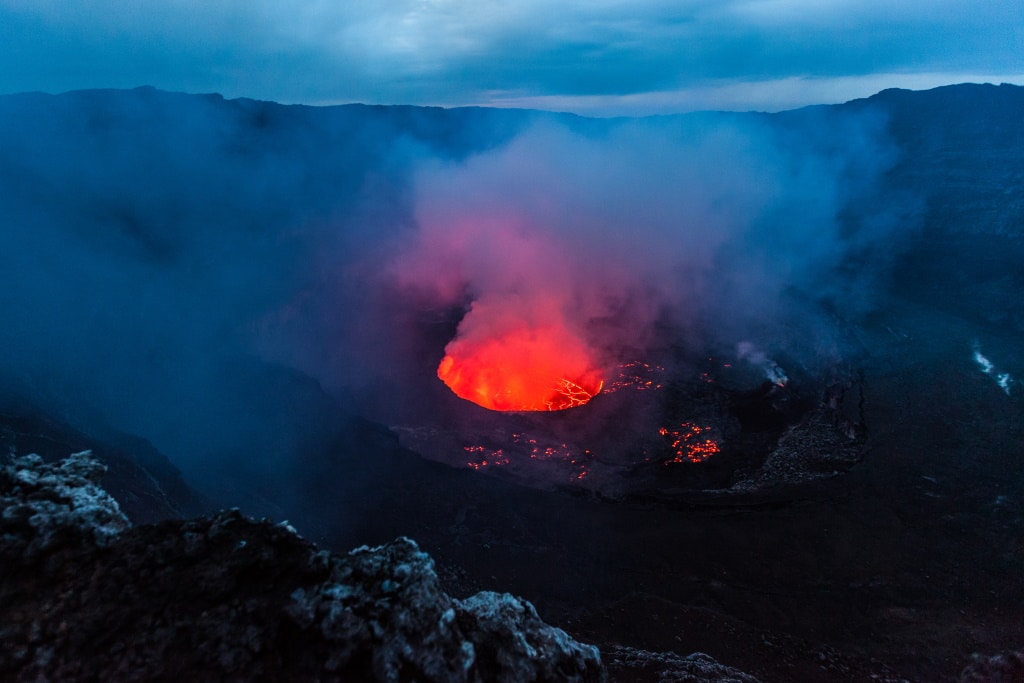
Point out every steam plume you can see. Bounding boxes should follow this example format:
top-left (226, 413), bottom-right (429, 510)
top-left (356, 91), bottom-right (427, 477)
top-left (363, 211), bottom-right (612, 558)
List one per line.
top-left (0, 88), bottom-right (903, 499)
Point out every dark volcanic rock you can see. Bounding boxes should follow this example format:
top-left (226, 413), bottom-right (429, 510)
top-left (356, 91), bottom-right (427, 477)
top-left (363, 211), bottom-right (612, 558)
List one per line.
top-left (457, 592), bottom-right (604, 683)
top-left (0, 452), bottom-right (603, 682)
top-left (959, 649), bottom-right (1024, 683)
top-left (604, 646), bottom-right (762, 682)
top-left (0, 398), bottom-right (206, 524)
top-left (0, 451), bottom-right (130, 559)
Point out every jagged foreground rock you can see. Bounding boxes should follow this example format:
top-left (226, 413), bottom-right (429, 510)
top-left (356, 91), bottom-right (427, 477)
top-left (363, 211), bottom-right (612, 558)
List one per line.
top-left (0, 451), bottom-right (602, 682)
top-left (959, 650), bottom-right (1024, 683)
top-left (3, 451), bottom-right (1013, 682)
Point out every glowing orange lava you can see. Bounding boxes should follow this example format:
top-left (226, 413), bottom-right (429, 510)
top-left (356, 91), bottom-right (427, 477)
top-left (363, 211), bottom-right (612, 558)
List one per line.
top-left (438, 325), bottom-right (604, 411)
top-left (659, 422), bottom-right (721, 463)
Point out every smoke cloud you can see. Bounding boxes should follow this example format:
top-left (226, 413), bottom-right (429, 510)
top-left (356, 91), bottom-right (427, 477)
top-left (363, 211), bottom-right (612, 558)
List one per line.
top-left (386, 113), bottom-right (899, 394)
top-left (0, 88), bottom-right (904, 504)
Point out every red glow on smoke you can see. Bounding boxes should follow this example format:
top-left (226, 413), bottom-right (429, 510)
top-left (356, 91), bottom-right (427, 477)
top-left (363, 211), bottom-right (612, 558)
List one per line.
top-left (438, 324), bottom-right (604, 411)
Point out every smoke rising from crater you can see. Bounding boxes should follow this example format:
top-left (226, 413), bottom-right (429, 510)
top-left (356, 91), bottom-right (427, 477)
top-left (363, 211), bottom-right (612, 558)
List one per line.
top-left (0, 88), bottom-right (905, 502)
top-left (385, 114), bottom-right (899, 399)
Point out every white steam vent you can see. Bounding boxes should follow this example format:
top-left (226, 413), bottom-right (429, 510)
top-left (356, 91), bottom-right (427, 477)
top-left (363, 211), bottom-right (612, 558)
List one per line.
top-left (737, 342), bottom-right (789, 387)
top-left (972, 342), bottom-right (1013, 396)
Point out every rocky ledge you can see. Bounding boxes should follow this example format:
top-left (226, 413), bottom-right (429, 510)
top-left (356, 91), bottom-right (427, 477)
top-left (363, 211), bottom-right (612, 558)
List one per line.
top-left (0, 451), bottom-right (602, 682)
top-left (3, 450), bottom-right (1012, 682)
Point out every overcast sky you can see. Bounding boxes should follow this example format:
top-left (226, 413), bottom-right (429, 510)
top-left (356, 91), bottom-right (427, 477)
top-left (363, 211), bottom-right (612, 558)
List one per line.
top-left (2, 0), bottom-right (1022, 115)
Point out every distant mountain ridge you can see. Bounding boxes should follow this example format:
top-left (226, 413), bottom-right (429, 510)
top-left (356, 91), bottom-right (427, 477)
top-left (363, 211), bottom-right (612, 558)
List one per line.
top-left (5, 82), bottom-right (1020, 243)
top-left (858, 83), bottom-right (1024, 239)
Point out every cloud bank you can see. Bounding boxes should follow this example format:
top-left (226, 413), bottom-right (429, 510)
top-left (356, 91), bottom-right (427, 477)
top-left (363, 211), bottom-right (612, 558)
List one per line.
top-left (1, 1), bottom-right (1022, 113)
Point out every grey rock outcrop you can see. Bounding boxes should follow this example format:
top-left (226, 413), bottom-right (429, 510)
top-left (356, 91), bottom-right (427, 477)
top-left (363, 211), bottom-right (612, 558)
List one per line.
top-left (0, 450), bottom-right (129, 559)
top-left (0, 451), bottom-right (603, 682)
top-left (959, 649), bottom-right (1024, 683)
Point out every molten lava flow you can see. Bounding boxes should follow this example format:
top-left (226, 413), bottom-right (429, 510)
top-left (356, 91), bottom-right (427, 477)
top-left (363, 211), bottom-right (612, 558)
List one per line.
top-left (438, 325), bottom-right (604, 411)
top-left (464, 445), bottom-right (510, 470)
top-left (604, 361), bottom-right (666, 393)
top-left (659, 422), bottom-right (721, 464)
